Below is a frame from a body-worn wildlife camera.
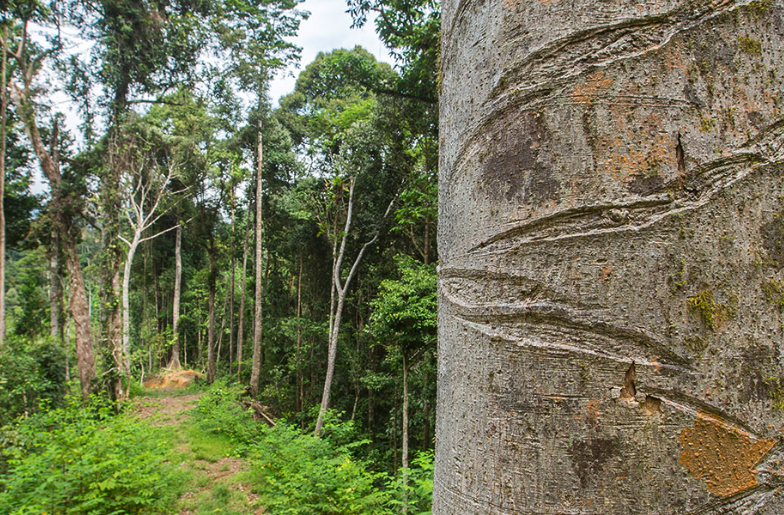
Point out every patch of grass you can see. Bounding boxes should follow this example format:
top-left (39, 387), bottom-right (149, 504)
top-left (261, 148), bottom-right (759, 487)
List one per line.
top-left (186, 423), bottom-right (236, 462)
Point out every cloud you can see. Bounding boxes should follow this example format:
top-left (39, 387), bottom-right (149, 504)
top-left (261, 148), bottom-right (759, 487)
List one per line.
top-left (268, 0), bottom-right (393, 105)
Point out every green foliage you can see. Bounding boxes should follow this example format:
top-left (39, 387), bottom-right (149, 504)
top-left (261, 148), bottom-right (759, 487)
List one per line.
top-left (0, 396), bottom-right (183, 514)
top-left (247, 421), bottom-right (390, 515)
top-left (6, 247), bottom-right (50, 338)
top-left (0, 336), bottom-right (66, 422)
top-left (386, 451), bottom-right (434, 515)
top-left (192, 380), bottom-right (258, 446)
top-left (371, 255), bottom-right (437, 348)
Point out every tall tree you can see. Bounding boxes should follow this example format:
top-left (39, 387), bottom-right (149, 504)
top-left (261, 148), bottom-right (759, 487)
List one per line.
top-left (435, 1), bottom-right (784, 513)
top-left (118, 152), bottom-right (180, 396)
top-left (8, 20), bottom-right (95, 399)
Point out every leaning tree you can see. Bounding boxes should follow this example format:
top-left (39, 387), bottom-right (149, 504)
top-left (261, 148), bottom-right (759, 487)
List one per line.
top-left (436, 0), bottom-right (784, 513)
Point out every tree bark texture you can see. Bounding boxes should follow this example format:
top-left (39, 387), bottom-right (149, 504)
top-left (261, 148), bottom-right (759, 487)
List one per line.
top-left (436, 1), bottom-right (784, 514)
top-left (0, 26), bottom-right (8, 345)
top-left (251, 130), bottom-right (264, 397)
top-left (169, 225), bottom-right (182, 369)
top-left (237, 207), bottom-right (252, 379)
top-left (49, 232), bottom-right (61, 338)
top-left (207, 241), bottom-right (217, 383)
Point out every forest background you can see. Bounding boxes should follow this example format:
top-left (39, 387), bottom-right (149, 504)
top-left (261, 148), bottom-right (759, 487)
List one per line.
top-left (0, 0), bottom-right (440, 512)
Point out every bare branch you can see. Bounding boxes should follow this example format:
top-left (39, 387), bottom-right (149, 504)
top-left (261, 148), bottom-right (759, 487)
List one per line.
top-left (138, 223), bottom-right (179, 244)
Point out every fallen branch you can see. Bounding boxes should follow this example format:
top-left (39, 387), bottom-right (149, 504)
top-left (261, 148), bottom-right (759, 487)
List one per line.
top-left (242, 399), bottom-right (276, 427)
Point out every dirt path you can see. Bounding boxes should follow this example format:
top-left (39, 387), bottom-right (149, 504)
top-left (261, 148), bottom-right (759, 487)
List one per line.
top-left (133, 391), bottom-right (264, 515)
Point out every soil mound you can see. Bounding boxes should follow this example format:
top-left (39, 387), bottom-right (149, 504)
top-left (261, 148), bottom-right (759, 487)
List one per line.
top-left (144, 369), bottom-right (203, 389)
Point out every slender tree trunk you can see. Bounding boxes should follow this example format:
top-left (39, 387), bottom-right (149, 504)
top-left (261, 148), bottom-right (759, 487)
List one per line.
top-left (435, 2), bottom-right (784, 513)
top-left (314, 177), bottom-right (393, 435)
top-left (237, 206), bottom-right (251, 379)
top-left (121, 235), bottom-right (139, 385)
top-left (207, 242), bottom-right (217, 383)
top-left (401, 349), bottom-right (409, 514)
top-left (49, 232), bottom-right (61, 338)
top-left (250, 129), bottom-right (263, 397)
top-left (64, 308), bottom-right (71, 382)
top-left (229, 191), bottom-right (235, 371)
top-left (295, 252), bottom-right (303, 412)
top-left (168, 225), bottom-right (182, 369)
top-left (216, 286), bottom-right (230, 365)
top-left (0, 26), bottom-right (8, 345)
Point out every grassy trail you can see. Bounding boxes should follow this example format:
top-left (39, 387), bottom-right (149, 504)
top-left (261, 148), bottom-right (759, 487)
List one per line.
top-left (132, 390), bottom-right (264, 514)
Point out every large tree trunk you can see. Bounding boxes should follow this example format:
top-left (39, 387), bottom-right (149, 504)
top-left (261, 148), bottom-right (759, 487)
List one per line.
top-left (64, 242), bottom-right (95, 400)
top-left (168, 225), bottom-right (182, 369)
top-left (250, 129), bottom-right (263, 397)
top-left (435, 2), bottom-right (784, 513)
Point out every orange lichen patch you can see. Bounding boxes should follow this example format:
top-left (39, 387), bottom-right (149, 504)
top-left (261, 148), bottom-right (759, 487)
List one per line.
top-left (144, 369), bottom-right (203, 389)
top-left (586, 399), bottom-right (601, 421)
top-left (679, 413), bottom-right (775, 498)
top-left (600, 264), bottom-right (613, 282)
top-left (602, 133), bottom-right (671, 183)
top-left (572, 71), bottom-right (614, 104)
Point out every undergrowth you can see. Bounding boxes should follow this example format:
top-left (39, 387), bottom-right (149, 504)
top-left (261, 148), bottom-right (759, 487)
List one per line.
top-left (192, 380), bottom-right (434, 514)
top-left (0, 395), bottom-right (185, 515)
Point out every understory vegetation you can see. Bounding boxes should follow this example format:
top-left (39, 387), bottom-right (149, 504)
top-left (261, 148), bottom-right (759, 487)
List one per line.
top-left (0, 382), bottom-right (433, 514)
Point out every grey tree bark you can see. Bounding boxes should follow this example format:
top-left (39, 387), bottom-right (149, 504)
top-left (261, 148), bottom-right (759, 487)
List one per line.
top-left (237, 204), bottom-right (251, 380)
top-left (436, 1), bottom-right (784, 514)
top-left (250, 129), bottom-right (264, 398)
top-left (168, 224), bottom-right (182, 369)
top-left (0, 25), bottom-right (8, 346)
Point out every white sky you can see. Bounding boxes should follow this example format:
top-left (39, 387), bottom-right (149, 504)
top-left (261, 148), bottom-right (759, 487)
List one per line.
top-left (28, 1), bottom-right (391, 193)
top-left (268, 0), bottom-right (393, 105)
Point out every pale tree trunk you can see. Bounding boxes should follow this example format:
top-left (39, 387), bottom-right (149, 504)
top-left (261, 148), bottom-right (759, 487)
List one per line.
top-left (435, 1), bottom-right (784, 513)
top-left (229, 190), bottom-right (235, 371)
top-left (119, 164), bottom-right (178, 396)
top-left (237, 206), bottom-right (251, 379)
top-left (0, 26), bottom-right (8, 345)
top-left (121, 236), bottom-right (138, 380)
top-left (250, 129), bottom-right (263, 397)
top-left (49, 232), bottom-right (61, 339)
top-left (314, 177), bottom-right (394, 435)
top-left (401, 349), bottom-right (409, 515)
top-left (168, 225), bottom-right (182, 369)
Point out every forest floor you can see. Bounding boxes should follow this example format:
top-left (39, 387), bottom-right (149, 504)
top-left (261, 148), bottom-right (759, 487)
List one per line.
top-left (132, 390), bottom-right (265, 514)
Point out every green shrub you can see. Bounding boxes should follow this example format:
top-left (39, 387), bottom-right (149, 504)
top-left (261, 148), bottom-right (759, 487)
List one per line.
top-left (0, 336), bottom-right (66, 422)
top-left (0, 396), bottom-right (183, 514)
top-left (192, 380), bottom-right (258, 447)
top-left (247, 422), bottom-right (390, 515)
top-left (386, 451), bottom-right (434, 515)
